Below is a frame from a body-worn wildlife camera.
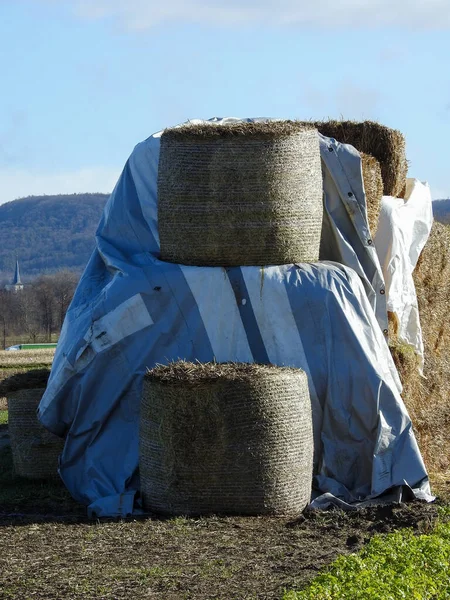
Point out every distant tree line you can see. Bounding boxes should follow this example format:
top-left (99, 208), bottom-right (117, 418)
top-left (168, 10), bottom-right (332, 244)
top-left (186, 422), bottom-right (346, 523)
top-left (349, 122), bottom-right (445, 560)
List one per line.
top-left (0, 270), bottom-right (79, 348)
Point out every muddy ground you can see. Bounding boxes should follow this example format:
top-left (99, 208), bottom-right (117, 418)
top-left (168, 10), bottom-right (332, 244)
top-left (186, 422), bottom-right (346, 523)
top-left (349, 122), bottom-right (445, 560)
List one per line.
top-left (0, 503), bottom-right (443, 600)
top-left (1, 441), bottom-right (446, 600)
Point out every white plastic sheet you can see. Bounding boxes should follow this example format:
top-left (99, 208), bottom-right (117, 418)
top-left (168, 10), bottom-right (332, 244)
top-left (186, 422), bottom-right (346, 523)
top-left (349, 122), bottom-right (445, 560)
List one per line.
top-left (375, 180), bottom-right (433, 368)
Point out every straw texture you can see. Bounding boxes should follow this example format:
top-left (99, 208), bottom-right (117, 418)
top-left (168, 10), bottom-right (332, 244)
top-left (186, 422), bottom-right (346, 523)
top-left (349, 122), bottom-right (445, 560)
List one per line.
top-left (7, 387), bottom-right (64, 480)
top-left (312, 120), bottom-right (407, 197)
top-left (361, 152), bottom-right (383, 235)
top-left (390, 222), bottom-right (450, 475)
top-left (158, 121), bottom-right (323, 266)
top-left (140, 362), bottom-right (313, 517)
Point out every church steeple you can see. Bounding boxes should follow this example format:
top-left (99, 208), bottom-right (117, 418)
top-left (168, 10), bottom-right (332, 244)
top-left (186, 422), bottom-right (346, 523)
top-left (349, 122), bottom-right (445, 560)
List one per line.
top-left (5, 258), bottom-right (24, 292)
top-left (12, 259), bottom-right (21, 286)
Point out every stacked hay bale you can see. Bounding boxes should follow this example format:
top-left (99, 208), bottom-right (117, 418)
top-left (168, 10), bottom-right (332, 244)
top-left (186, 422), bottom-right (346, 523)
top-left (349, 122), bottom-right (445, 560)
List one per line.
top-left (311, 120), bottom-right (407, 236)
top-left (391, 222), bottom-right (450, 475)
top-left (360, 152), bottom-right (384, 235)
top-left (140, 362), bottom-right (313, 517)
top-left (158, 121), bottom-right (323, 266)
top-left (147, 120), bottom-right (319, 516)
top-left (319, 121), bottom-right (448, 478)
top-left (313, 120), bottom-right (408, 198)
top-left (5, 369), bottom-right (63, 480)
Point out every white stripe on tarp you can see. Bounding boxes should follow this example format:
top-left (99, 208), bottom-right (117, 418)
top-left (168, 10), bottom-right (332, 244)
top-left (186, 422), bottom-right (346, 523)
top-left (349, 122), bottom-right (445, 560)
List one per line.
top-left (128, 137), bottom-right (160, 251)
top-left (74, 294), bottom-right (154, 372)
top-left (40, 294), bottom-right (154, 420)
top-left (241, 265), bottom-right (318, 400)
top-left (180, 266), bottom-right (253, 363)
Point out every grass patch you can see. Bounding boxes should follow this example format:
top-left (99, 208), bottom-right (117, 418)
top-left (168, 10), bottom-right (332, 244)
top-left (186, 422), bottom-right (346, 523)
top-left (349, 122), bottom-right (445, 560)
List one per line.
top-left (283, 509), bottom-right (450, 600)
top-left (0, 409), bottom-right (7, 425)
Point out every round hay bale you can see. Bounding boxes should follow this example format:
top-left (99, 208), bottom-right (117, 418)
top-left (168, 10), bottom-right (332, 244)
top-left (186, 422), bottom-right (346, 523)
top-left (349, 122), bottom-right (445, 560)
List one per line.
top-left (140, 362), bottom-right (313, 517)
top-left (7, 370), bottom-right (64, 480)
top-left (312, 120), bottom-right (407, 197)
top-left (157, 121), bottom-right (323, 267)
top-left (361, 152), bottom-right (383, 235)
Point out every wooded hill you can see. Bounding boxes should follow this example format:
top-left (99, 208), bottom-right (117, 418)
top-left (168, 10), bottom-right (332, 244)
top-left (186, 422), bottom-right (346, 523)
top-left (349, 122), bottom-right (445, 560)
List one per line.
top-left (0, 193), bottom-right (109, 282)
top-left (433, 199), bottom-right (450, 224)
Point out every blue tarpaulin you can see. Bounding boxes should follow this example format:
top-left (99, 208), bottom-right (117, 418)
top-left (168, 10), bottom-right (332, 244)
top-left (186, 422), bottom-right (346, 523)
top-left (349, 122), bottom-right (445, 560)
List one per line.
top-left (39, 118), bottom-right (432, 516)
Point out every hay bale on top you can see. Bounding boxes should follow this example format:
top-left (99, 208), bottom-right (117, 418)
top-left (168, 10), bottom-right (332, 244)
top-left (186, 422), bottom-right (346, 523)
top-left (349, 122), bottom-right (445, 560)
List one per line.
top-left (6, 369), bottom-right (63, 480)
top-left (158, 121), bottom-right (323, 267)
top-left (140, 361), bottom-right (313, 517)
top-left (360, 152), bottom-right (383, 235)
top-left (391, 222), bottom-right (450, 475)
top-left (313, 120), bottom-right (407, 197)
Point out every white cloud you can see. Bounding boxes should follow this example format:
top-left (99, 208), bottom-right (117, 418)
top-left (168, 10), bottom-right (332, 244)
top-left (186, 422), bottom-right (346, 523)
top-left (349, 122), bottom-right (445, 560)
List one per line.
top-left (0, 166), bottom-right (120, 205)
top-left (41, 0), bottom-right (450, 29)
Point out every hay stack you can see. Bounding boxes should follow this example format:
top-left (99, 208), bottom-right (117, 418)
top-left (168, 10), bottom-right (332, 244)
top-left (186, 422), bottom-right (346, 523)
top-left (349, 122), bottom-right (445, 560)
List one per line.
top-left (158, 121), bottom-right (323, 266)
top-left (140, 362), bottom-right (313, 517)
top-left (360, 152), bottom-right (384, 235)
top-left (313, 120), bottom-right (407, 197)
top-left (391, 222), bottom-right (450, 475)
top-left (6, 369), bottom-right (64, 480)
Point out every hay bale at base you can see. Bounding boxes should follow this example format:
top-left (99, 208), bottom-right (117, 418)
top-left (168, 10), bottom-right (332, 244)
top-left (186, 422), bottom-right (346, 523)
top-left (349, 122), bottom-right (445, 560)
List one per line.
top-left (158, 121), bottom-right (323, 267)
top-left (6, 369), bottom-right (64, 480)
top-left (360, 152), bottom-right (383, 235)
top-left (313, 120), bottom-right (407, 197)
top-left (140, 362), bottom-right (313, 517)
top-left (391, 222), bottom-right (450, 474)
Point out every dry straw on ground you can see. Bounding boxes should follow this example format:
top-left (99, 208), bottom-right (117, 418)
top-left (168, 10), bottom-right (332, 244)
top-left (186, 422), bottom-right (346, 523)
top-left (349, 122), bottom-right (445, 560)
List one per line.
top-left (312, 120), bottom-right (407, 197)
top-left (390, 222), bottom-right (450, 476)
top-left (141, 361), bottom-right (313, 517)
top-left (0, 349), bottom-right (55, 367)
top-left (7, 372), bottom-right (63, 480)
top-left (360, 152), bottom-right (384, 235)
top-left (158, 121), bottom-right (323, 267)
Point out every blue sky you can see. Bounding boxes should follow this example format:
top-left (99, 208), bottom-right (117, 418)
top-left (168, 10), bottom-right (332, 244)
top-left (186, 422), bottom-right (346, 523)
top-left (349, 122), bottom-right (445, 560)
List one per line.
top-left (0, 0), bottom-right (449, 203)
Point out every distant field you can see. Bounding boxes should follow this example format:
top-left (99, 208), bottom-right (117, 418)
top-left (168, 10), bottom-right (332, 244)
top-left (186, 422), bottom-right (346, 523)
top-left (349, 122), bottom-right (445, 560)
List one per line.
top-left (0, 349), bottom-right (55, 367)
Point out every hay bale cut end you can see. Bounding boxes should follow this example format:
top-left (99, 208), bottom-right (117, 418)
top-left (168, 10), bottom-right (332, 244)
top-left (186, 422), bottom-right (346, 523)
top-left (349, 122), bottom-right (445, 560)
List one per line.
top-left (361, 152), bottom-right (383, 235)
top-left (158, 121), bottom-right (323, 267)
top-left (314, 120), bottom-right (407, 197)
top-left (7, 383), bottom-right (64, 480)
top-left (140, 361), bottom-right (313, 517)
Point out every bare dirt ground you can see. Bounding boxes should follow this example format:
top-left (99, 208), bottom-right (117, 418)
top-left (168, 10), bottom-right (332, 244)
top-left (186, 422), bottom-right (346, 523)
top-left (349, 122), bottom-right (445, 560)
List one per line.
top-left (1, 443), bottom-right (447, 600)
top-left (0, 502), bottom-right (443, 600)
